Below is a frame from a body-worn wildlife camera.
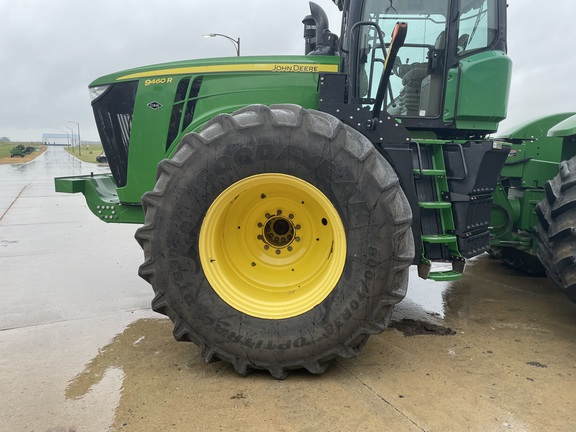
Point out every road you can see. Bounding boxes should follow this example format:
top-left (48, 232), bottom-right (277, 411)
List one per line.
top-left (1, 147), bottom-right (576, 431)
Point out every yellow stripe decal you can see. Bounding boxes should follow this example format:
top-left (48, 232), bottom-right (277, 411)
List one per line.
top-left (117, 63), bottom-right (339, 80)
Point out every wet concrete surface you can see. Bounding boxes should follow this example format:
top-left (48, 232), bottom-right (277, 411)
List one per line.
top-left (2, 147), bottom-right (576, 431)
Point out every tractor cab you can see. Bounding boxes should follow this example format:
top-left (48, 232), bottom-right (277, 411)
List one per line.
top-left (325, 0), bottom-right (510, 139)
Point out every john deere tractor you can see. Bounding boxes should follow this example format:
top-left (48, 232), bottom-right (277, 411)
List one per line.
top-left (56, 0), bottom-right (513, 378)
top-left (490, 112), bottom-right (576, 301)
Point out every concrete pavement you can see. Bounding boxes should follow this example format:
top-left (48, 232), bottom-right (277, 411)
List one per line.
top-left (1, 147), bottom-right (576, 431)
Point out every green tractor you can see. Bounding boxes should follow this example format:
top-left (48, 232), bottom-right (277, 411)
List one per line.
top-left (56, 0), bottom-right (515, 378)
top-left (10, 144), bottom-right (35, 158)
top-left (490, 112), bottom-right (576, 301)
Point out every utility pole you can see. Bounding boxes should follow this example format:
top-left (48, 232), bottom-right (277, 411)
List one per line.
top-left (64, 127), bottom-right (74, 152)
top-left (68, 121), bottom-right (81, 156)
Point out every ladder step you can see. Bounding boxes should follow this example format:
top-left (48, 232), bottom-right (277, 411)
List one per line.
top-left (428, 270), bottom-right (462, 282)
top-left (419, 202), bottom-right (452, 209)
top-left (414, 169), bottom-right (446, 176)
top-left (421, 234), bottom-right (457, 244)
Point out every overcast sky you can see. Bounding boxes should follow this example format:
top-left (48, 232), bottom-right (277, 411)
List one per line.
top-left (1, 0), bottom-right (575, 142)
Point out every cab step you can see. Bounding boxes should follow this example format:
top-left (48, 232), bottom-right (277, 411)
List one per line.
top-left (427, 270), bottom-right (462, 282)
top-left (419, 202), bottom-right (452, 209)
top-left (421, 234), bottom-right (458, 244)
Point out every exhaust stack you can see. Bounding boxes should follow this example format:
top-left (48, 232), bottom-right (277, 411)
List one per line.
top-left (305, 2), bottom-right (338, 55)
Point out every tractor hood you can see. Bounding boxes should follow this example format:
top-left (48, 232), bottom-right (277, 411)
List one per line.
top-left (89, 55), bottom-right (340, 87)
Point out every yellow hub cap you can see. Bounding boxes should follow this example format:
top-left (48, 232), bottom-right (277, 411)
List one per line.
top-left (199, 174), bottom-right (347, 319)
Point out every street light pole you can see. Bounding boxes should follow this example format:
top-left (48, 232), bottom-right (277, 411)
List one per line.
top-left (64, 127), bottom-right (74, 152)
top-left (68, 121), bottom-right (81, 156)
top-left (202, 33), bottom-right (240, 56)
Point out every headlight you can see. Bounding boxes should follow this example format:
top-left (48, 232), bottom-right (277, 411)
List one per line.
top-left (89, 85), bottom-right (111, 101)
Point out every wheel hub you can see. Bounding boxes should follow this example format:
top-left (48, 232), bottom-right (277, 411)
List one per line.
top-left (262, 214), bottom-right (296, 249)
top-left (199, 173), bottom-right (347, 319)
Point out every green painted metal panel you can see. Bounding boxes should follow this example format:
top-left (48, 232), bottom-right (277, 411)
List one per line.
top-left (548, 114), bottom-right (576, 138)
top-left (55, 175), bottom-right (144, 223)
top-left (444, 51), bottom-right (512, 131)
top-left (499, 112), bottom-right (576, 186)
top-left (99, 55), bottom-right (341, 204)
top-left (90, 55), bottom-right (340, 86)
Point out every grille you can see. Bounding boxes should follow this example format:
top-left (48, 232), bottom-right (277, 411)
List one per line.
top-left (165, 76), bottom-right (204, 151)
top-left (92, 81), bottom-right (138, 188)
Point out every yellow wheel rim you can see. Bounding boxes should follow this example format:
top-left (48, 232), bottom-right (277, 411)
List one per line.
top-left (199, 173), bottom-right (347, 319)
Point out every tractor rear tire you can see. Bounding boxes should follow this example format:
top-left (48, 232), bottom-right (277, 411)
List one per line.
top-left (486, 247), bottom-right (546, 276)
top-left (535, 155), bottom-right (576, 302)
top-left (135, 104), bottom-right (414, 378)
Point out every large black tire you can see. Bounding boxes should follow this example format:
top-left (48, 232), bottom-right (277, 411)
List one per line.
top-left (135, 104), bottom-right (414, 378)
top-left (535, 155), bottom-right (576, 302)
top-left (486, 246), bottom-right (546, 276)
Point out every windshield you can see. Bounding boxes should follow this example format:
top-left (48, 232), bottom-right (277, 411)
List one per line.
top-left (359, 0), bottom-right (449, 118)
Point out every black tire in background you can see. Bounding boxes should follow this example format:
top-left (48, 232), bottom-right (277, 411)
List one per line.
top-left (535, 155), bottom-right (576, 302)
top-left (135, 104), bottom-right (414, 378)
top-left (487, 247), bottom-right (546, 276)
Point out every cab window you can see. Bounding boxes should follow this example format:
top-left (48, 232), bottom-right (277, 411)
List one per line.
top-left (458, 0), bottom-right (498, 55)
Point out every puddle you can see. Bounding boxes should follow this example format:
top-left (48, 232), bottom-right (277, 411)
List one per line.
top-left (392, 266), bottom-right (454, 324)
top-left (60, 272), bottom-right (576, 432)
top-left (66, 318), bottom-right (177, 401)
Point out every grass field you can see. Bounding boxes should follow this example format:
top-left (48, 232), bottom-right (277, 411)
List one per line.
top-left (64, 144), bottom-right (105, 164)
top-left (0, 142), bottom-right (105, 164)
top-left (0, 142), bottom-right (47, 164)
top-left (0, 142), bottom-right (41, 159)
